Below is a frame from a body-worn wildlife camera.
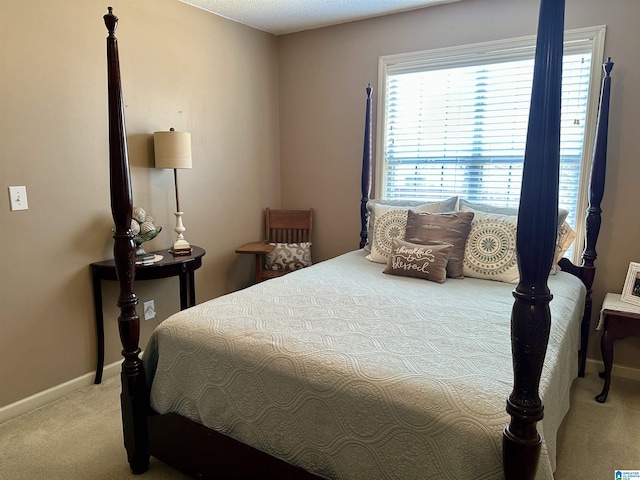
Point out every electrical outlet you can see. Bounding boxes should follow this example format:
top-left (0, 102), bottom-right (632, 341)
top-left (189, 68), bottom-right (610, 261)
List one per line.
top-left (8, 186), bottom-right (28, 211)
top-left (143, 300), bottom-right (156, 320)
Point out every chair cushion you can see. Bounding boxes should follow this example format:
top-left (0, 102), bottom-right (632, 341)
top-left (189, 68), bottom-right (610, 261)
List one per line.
top-left (265, 242), bottom-right (312, 271)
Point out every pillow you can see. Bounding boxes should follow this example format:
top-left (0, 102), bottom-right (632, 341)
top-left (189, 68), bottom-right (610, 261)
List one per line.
top-left (461, 208), bottom-right (519, 283)
top-left (459, 205), bottom-right (576, 280)
top-left (554, 221), bottom-right (577, 267)
top-left (366, 202), bottom-right (448, 263)
top-left (265, 242), bottom-right (312, 271)
top-left (364, 196), bottom-right (458, 252)
top-left (383, 239), bottom-right (453, 283)
top-left (404, 210), bottom-right (474, 279)
top-left (458, 199), bottom-right (518, 216)
top-left (458, 198), bottom-right (569, 228)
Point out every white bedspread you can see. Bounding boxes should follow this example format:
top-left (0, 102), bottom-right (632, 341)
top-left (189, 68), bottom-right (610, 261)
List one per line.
top-left (144, 250), bottom-right (585, 480)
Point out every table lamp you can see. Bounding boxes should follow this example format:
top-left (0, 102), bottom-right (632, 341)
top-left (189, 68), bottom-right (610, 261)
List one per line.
top-left (154, 128), bottom-right (193, 255)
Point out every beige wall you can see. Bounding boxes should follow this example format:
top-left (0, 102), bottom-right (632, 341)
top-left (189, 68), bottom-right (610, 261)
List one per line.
top-left (0, 0), bottom-right (280, 407)
top-left (2, 0), bottom-right (639, 410)
top-left (278, 0), bottom-right (640, 369)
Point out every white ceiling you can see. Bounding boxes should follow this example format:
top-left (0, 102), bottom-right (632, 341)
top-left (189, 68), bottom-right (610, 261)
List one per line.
top-left (179, 0), bottom-right (461, 35)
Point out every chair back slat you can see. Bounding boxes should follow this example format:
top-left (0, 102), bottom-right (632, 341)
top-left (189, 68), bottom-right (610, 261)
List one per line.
top-left (265, 208), bottom-right (313, 244)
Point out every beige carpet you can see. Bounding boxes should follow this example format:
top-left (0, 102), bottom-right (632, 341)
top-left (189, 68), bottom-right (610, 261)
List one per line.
top-left (0, 376), bottom-right (188, 480)
top-left (1, 372), bottom-right (638, 479)
top-left (555, 372), bottom-right (640, 478)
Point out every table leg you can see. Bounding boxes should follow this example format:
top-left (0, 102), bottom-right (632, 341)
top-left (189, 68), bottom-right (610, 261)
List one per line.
top-left (179, 272), bottom-right (188, 310)
top-left (255, 254), bottom-right (262, 284)
top-left (188, 271), bottom-right (196, 307)
top-left (91, 269), bottom-right (105, 384)
top-left (595, 327), bottom-right (613, 403)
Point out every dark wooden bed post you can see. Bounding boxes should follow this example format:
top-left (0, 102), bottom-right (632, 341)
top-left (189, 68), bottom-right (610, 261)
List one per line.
top-left (559, 58), bottom-right (614, 377)
top-left (104, 8), bottom-right (150, 474)
top-left (503, 0), bottom-right (564, 479)
top-left (360, 84), bottom-right (373, 249)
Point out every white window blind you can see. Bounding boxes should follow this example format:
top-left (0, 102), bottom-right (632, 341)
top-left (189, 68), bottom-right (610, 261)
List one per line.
top-left (377, 26), bottom-right (606, 262)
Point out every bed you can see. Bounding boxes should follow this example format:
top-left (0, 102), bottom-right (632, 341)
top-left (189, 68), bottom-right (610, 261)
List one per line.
top-left (102, 1), bottom-right (614, 478)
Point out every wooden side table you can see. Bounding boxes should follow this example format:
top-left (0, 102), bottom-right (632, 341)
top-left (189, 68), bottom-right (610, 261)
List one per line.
top-left (90, 245), bottom-right (205, 384)
top-left (595, 292), bottom-right (640, 403)
top-left (235, 241), bottom-right (274, 284)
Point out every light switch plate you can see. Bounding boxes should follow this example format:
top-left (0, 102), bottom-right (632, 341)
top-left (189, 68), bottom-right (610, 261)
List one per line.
top-left (8, 186), bottom-right (28, 211)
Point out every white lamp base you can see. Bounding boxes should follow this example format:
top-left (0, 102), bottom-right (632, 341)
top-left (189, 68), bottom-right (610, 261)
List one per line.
top-left (170, 211), bottom-right (192, 256)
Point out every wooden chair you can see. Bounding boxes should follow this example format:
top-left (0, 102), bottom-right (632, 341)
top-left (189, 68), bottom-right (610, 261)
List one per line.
top-left (236, 208), bottom-right (313, 283)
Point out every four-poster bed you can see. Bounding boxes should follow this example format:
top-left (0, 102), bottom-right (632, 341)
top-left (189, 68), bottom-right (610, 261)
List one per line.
top-left (104, 1), bottom-right (613, 478)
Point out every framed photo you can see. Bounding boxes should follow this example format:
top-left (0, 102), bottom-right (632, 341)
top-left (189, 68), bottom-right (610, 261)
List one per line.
top-left (621, 262), bottom-right (640, 307)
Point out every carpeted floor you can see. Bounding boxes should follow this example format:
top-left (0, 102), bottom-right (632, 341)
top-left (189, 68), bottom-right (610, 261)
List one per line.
top-left (554, 372), bottom-right (640, 478)
top-left (0, 372), bottom-right (638, 479)
top-left (0, 376), bottom-right (188, 480)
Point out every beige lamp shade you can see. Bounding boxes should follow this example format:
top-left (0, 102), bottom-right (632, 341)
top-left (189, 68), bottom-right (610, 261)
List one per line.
top-left (154, 129), bottom-right (192, 169)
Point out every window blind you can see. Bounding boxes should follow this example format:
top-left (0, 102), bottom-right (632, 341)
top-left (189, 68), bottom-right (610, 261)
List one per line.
top-left (378, 27), bottom-right (606, 260)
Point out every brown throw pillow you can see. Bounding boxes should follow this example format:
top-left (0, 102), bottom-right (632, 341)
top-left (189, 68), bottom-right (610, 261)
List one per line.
top-left (384, 239), bottom-right (453, 283)
top-left (404, 210), bottom-right (474, 279)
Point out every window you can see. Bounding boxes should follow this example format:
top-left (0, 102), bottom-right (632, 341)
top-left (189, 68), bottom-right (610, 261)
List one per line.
top-left (377, 26), bottom-right (606, 263)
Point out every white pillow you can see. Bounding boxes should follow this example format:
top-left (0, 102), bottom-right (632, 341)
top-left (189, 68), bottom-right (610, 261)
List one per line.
top-left (461, 208), bottom-right (519, 284)
top-left (461, 204), bottom-right (576, 281)
top-left (458, 198), bottom-right (569, 228)
top-left (554, 221), bottom-right (577, 267)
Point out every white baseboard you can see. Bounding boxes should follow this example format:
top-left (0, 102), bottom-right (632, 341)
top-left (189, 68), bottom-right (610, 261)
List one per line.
top-left (0, 359), bottom-right (122, 425)
top-left (584, 358), bottom-right (640, 382)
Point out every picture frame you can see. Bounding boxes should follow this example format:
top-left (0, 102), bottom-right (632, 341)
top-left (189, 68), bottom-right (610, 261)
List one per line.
top-left (621, 261), bottom-right (640, 306)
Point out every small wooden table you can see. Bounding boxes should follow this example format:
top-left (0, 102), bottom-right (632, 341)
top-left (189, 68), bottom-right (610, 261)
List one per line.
top-left (595, 292), bottom-right (640, 403)
top-left (235, 241), bottom-right (274, 284)
top-left (90, 245), bottom-right (205, 384)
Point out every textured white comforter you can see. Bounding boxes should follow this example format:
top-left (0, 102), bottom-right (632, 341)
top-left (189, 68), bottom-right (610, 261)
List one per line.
top-left (144, 250), bottom-right (585, 479)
